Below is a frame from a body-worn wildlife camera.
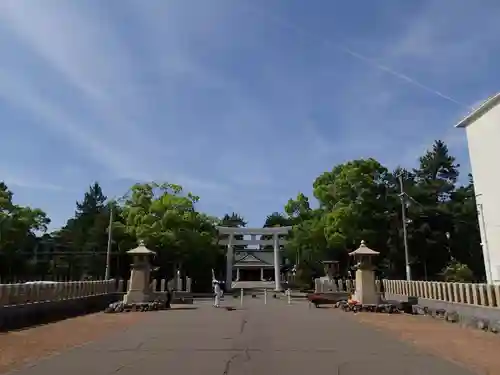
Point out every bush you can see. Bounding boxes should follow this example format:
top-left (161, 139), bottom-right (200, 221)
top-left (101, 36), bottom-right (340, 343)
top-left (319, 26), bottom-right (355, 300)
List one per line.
top-left (441, 260), bottom-right (474, 282)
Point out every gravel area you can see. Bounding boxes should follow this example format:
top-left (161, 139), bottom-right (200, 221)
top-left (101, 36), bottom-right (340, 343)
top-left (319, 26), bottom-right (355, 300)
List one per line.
top-left (352, 311), bottom-right (500, 374)
top-left (0, 312), bottom-right (146, 374)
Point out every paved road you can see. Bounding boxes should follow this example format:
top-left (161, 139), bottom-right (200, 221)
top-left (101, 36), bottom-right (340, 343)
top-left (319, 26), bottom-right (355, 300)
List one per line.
top-left (11, 298), bottom-right (476, 375)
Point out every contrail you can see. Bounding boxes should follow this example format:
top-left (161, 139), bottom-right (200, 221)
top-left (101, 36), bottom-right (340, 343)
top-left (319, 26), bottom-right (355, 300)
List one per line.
top-left (241, 2), bottom-right (471, 109)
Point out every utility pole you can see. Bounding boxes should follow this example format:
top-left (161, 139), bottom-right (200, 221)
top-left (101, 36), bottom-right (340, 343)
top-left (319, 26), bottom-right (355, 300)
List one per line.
top-left (398, 174), bottom-right (412, 281)
top-left (104, 203), bottom-right (113, 280)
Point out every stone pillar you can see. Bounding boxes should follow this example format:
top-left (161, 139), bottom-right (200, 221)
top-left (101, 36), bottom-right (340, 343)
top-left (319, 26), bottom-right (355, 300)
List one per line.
top-left (260, 267), bottom-right (264, 281)
top-left (273, 234), bottom-right (281, 291)
top-left (176, 269), bottom-right (182, 291)
top-left (225, 234), bottom-right (234, 288)
top-left (236, 268), bottom-right (240, 281)
top-left (123, 241), bottom-right (155, 305)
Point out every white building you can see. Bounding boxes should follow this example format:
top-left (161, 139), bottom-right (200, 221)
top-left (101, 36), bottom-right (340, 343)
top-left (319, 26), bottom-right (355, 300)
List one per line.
top-left (456, 93), bottom-right (500, 284)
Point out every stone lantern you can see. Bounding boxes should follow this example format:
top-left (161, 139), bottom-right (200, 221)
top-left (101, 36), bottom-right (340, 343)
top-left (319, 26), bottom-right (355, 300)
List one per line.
top-left (123, 240), bottom-right (156, 305)
top-left (349, 240), bottom-right (380, 305)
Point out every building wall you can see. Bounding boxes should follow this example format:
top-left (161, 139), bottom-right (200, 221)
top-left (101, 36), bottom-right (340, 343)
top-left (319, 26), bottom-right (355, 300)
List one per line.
top-left (465, 104), bottom-right (500, 283)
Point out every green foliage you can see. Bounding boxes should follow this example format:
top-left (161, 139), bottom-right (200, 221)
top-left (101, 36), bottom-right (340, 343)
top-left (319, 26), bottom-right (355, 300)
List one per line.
top-left (0, 182), bottom-right (50, 280)
top-left (0, 139), bottom-right (486, 286)
top-left (278, 140), bottom-right (484, 282)
top-left (119, 182), bottom-right (220, 288)
top-left (219, 212), bottom-right (246, 228)
top-left (441, 260), bottom-right (474, 282)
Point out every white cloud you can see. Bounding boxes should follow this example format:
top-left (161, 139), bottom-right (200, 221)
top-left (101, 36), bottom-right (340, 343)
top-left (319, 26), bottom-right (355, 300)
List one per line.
top-left (304, 0), bottom-right (500, 169)
top-left (0, 166), bottom-right (66, 192)
top-left (387, 0), bottom-right (500, 82)
top-left (0, 0), bottom-right (234, 193)
top-left (0, 69), bottom-right (148, 180)
top-left (2, 0), bottom-right (494, 225)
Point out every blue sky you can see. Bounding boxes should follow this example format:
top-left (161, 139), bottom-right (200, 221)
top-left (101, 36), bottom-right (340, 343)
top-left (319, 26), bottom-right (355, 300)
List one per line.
top-left (1, 0), bottom-right (499, 229)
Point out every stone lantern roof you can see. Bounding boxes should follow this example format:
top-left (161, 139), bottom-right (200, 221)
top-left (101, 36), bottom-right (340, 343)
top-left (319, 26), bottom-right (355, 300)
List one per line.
top-left (349, 240), bottom-right (379, 257)
top-left (126, 240), bottom-right (156, 256)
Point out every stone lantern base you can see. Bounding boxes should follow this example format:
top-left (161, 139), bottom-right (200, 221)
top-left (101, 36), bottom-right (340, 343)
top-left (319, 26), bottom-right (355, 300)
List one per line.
top-left (351, 268), bottom-right (381, 305)
top-left (123, 290), bottom-right (153, 305)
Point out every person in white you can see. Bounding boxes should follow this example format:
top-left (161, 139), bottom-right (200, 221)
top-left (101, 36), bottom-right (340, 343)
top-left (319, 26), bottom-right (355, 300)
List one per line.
top-left (213, 279), bottom-right (222, 307)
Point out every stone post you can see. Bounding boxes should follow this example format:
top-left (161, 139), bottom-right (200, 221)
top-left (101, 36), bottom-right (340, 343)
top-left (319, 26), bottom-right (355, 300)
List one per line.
top-left (273, 234), bottom-right (281, 291)
top-left (123, 241), bottom-right (155, 305)
top-left (349, 240), bottom-right (381, 305)
top-left (176, 269), bottom-right (182, 291)
top-left (314, 278), bottom-right (321, 293)
top-left (225, 234), bottom-right (234, 289)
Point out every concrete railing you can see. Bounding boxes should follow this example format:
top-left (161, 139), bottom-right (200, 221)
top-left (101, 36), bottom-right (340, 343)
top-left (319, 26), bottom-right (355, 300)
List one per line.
top-left (383, 279), bottom-right (500, 308)
top-left (0, 275), bottom-right (194, 306)
top-left (0, 280), bottom-right (117, 307)
top-left (0, 280), bottom-right (119, 331)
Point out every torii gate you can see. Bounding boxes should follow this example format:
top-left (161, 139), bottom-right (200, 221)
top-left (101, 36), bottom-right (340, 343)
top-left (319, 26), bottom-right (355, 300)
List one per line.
top-left (216, 226), bottom-right (292, 291)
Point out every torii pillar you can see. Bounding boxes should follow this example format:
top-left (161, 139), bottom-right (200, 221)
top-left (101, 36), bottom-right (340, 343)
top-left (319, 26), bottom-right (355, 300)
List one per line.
top-left (225, 234), bottom-right (234, 288)
top-left (273, 233), bottom-right (281, 291)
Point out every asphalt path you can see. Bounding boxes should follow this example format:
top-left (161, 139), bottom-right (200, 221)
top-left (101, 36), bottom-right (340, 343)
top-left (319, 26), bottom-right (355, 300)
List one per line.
top-left (9, 297), bottom-right (476, 375)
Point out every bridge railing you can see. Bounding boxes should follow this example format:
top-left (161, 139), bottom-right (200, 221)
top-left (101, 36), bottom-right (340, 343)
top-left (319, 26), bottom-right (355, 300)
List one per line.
top-left (314, 277), bottom-right (500, 308)
top-left (0, 280), bottom-right (117, 307)
top-left (382, 279), bottom-right (500, 308)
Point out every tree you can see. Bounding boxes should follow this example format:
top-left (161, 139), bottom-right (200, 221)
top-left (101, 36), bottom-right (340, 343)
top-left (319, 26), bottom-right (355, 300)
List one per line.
top-left (0, 182), bottom-right (50, 281)
top-left (286, 211), bottom-right (327, 275)
top-left (314, 159), bottom-right (393, 253)
top-left (280, 140), bottom-right (484, 282)
top-left (259, 212), bottom-right (290, 250)
top-left (407, 141), bottom-right (462, 280)
top-left (284, 193), bottom-right (312, 223)
top-left (445, 174), bottom-right (484, 279)
top-left (219, 212), bottom-right (247, 251)
top-left (119, 182), bottom-right (220, 291)
top-left (220, 212), bottom-right (246, 228)
top-left (0, 138), bottom-right (486, 285)
top-left (52, 182), bottom-right (110, 279)
top-left (414, 140), bottom-right (459, 203)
